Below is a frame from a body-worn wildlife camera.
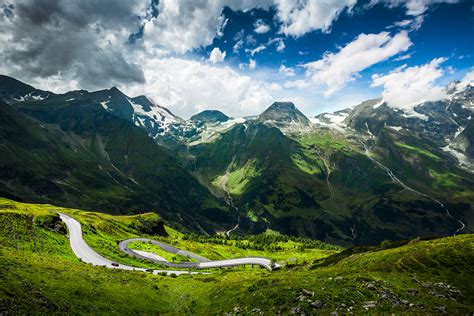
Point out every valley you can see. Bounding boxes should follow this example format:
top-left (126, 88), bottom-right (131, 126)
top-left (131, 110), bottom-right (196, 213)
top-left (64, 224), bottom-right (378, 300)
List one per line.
top-left (0, 198), bottom-right (472, 314)
top-left (1, 1), bottom-right (472, 314)
top-left (0, 75), bottom-right (473, 245)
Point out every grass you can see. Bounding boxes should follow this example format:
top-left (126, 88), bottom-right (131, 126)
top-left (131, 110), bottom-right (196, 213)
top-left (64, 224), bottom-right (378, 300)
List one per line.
top-left (429, 169), bottom-right (462, 189)
top-left (395, 141), bottom-right (441, 160)
top-left (127, 241), bottom-right (198, 262)
top-left (1, 197), bottom-right (473, 314)
top-left (212, 159), bottom-right (262, 195)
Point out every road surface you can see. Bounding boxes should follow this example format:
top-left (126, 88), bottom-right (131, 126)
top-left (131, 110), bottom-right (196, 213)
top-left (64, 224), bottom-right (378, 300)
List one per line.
top-left (60, 213), bottom-right (280, 273)
top-left (59, 213), bottom-right (198, 275)
top-left (119, 238), bottom-right (280, 270)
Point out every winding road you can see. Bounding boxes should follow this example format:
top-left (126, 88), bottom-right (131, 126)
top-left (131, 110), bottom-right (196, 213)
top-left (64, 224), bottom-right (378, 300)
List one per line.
top-left (119, 238), bottom-right (279, 270)
top-left (59, 213), bottom-right (279, 275)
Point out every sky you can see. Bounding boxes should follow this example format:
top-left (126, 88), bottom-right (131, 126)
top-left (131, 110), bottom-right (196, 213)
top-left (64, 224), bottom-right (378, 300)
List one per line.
top-left (0, 0), bottom-right (473, 118)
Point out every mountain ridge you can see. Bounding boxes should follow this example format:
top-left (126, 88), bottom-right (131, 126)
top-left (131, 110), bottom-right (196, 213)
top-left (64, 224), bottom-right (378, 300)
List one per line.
top-left (0, 74), bottom-right (472, 244)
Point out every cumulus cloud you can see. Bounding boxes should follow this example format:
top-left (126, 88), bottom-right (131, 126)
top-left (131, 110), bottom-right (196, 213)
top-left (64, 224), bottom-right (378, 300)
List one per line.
top-left (248, 59), bottom-right (257, 70)
top-left (254, 19), bottom-right (270, 34)
top-left (0, 0), bottom-right (147, 91)
top-left (274, 0), bottom-right (357, 36)
top-left (209, 47), bottom-right (226, 63)
top-left (279, 65), bottom-right (296, 77)
top-left (389, 0), bottom-right (460, 16)
top-left (125, 57), bottom-right (273, 118)
top-left (246, 45), bottom-right (266, 56)
top-left (141, 0), bottom-right (272, 54)
top-left (0, 0), bottom-right (367, 96)
top-left (276, 39), bottom-right (285, 52)
top-left (300, 31), bottom-right (412, 96)
top-left (371, 58), bottom-right (448, 109)
top-left (268, 37), bottom-right (285, 52)
top-left (394, 53), bottom-right (412, 61)
top-left (450, 69), bottom-right (474, 91)
top-left (392, 16), bottom-right (424, 31)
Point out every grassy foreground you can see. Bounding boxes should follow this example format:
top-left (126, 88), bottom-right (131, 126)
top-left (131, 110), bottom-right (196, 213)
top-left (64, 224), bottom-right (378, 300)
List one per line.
top-left (0, 198), bottom-right (473, 314)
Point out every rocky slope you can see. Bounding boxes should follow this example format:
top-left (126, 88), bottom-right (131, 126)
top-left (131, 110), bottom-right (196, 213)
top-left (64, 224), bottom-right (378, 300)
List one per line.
top-left (0, 74), bottom-right (472, 244)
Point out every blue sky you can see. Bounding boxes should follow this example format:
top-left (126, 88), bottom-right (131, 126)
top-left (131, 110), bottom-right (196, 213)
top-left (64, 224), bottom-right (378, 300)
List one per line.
top-left (1, 0), bottom-right (473, 117)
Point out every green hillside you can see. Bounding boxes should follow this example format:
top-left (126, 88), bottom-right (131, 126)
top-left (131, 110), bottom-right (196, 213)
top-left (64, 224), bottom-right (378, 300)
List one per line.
top-left (1, 198), bottom-right (472, 314)
top-left (0, 99), bottom-right (232, 232)
top-left (189, 121), bottom-right (473, 245)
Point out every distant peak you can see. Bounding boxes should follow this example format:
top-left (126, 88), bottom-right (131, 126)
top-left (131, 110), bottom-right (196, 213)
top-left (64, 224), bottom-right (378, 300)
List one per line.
top-left (259, 101), bottom-right (309, 125)
top-left (190, 109), bottom-right (229, 123)
top-left (268, 101), bottom-right (296, 110)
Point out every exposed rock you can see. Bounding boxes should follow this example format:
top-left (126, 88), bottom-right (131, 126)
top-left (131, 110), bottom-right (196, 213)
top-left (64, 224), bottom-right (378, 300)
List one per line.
top-left (435, 306), bottom-right (447, 313)
top-left (290, 306), bottom-right (304, 315)
top-left (301, 289), bottom-right (314, 297)
top-left (310, 300), bottom-right (323, 309)
top-left (367, 283), bottom-right (376, 290)
top-left (296, 295), bottom-right (307, 302)
top-left (363, 301), bottom-right (376, 310)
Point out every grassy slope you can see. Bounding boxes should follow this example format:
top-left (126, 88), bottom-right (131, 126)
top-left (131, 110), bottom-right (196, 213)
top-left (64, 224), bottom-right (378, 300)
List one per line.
top-left (1, 198), bottom-right (473, 314)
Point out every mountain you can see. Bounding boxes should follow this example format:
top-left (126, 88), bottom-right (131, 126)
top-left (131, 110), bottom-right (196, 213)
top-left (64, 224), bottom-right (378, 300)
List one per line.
top-left (0, 79), bottom-right (233, 232)
top-left (258, 101), bottom-right (310, 126)
top-left (187, 94), bottom-right (474, 245)
top-left (0, 75), bottom-right (52, 104)
top-left (0, 74), bottom-right (473, 245)
top-left (89, 87), bottom-right (183, 141)
top-left (190, 110), bottom-right (230, 123)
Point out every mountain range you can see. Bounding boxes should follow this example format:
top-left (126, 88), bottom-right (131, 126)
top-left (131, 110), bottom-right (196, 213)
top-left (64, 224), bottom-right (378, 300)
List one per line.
top-left (0, 74), bottom-right (472, 245)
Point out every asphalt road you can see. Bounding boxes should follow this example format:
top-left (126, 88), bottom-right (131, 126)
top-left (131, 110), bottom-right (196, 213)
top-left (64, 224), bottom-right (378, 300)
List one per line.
top-left (59, 213), bottom-right (198, 275)
top-left (60, 213), bottom-right (280, 273)
top-left (119, 238), bottom-right (280, 271)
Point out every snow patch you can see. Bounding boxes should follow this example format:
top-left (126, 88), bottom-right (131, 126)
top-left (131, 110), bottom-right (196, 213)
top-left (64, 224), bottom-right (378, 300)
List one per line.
top-left (100, 101), bottom-right (110, 110)
top-left (388, 125), bottom-right (403, 131)
top-left (323, 113), bottom-right (348, 125)
top-left (373, 99), bottom-right (384, 109)
top-left (454, 126), bottom-right (465, 139)
top-left (401, 111), bottom-right (429, 121)
top-left (441, 145), bottom-right (474, 173)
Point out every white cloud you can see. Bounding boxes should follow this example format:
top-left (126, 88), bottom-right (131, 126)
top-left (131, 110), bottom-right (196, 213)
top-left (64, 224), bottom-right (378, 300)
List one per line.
top-left (402, 0), bottom-right (459, 15)
top-left (392, 16), bottom-right (424, 30)
top-left (284, 79), bottom-right (310, 89)
top-left (254, 19), bottom-right (270, 34)
top-left (451, 69), bottom-right (474, 91)
top-left (279, 65), bottom-right (296, 77)
top-left (303, 31), bottom-right (412, 95)
top-left (125, 57), bottom-right (273, 118)
top-left (141, 0), bottom-right (273, 54)
top-left (276, 39), bottom-right (285, 52)
top-left (394, 53), bottom-right (412, 61)
top-left (249, 59), bottom-right (257, 70)
top-left (274, 0), bottom-right (357, 36)
top-left (374, 0), bottom-right (460, 16)
top-left (371, 58), bottom-right (448, 110)
top-left (246, 45), bottom-right (266, 56)
top-left (233, 39), bottom-right (244, 53)
top-left (217, 17), bottom-right (229, 37)
top-left (209, 47), bottom-right (226, 63)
